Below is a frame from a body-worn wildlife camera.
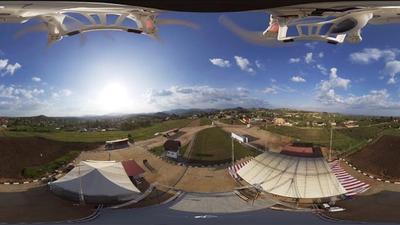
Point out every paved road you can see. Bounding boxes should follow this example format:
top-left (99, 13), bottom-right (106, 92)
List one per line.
top-left (169, 192), bottom-right (275, 213)
top-left (49, 193), bottom-right (399, 225)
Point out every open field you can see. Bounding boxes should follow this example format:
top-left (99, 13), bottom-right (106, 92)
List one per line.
top-left (264, 125), bottom-right (394, 154)
top-left (349, 135), bottom-right (400, 180)
top-left (0, 119), bottom-right (192, 143)
top-left (0, 137), bottom-right (99, 179)
top-left (185, 127), bottom-right (259, 164)
top-left (218, 123), bottom-right (291, 152)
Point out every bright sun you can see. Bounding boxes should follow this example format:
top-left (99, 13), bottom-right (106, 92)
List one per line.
top-left (97, 82), bottom-right (130, 114)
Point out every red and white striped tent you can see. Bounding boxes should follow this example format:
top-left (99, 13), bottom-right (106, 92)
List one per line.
top-left (329, 160), bottom-right (370, 197)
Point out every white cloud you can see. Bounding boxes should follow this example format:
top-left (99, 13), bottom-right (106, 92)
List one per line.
top-left (0, 84), bottom-right (47, 113)
top-left (350, 48), bottom-right (399, 64)
top-left (262, 87), bottom-right (278, 94)
top-left (314, 68), bottom-right (400, 110)
top-left (262, 85), bottom-right (295, 95)
top-left (234, 56), bottom-right (254, 73)
top-left (305, 42), bottom-right (318, 49)
top-left (255, 60), bottom-right (265, 70)
top-left (32, 76), bottom-right (41, 82)
top-left (52, 89), bottom-right (72, 98)
top-left (384, 60), bottom-right (400, 84)
top-left (291, 76), bottom-right (306, 83)
top-left (0, 59), bottom-right (8, 69)
top-left (321, 68), bottom-right (351, 90)
top-left (0, 59), bottom-right (21, 76)
top-left (305, 52), bottom-right (314, 64)
top-left (209, 58), bottom-right (231, 68)
top-left (5, 63), bottom-right (21, 75)
top-left (289, 58), bottom-right (300, 63)
top-left (316, 64), bottom-right (328, 75)
top-left (146, 85), bottom-right (268, 109)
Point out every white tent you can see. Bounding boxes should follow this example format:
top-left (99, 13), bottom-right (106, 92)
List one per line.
top-left (238, 152), bottom-right (346, 199)
top-left (50, 160), bottom-right (141, 203)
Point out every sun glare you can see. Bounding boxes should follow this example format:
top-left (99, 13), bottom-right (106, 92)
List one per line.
top-left (96, 82), bottom-right (130, 114)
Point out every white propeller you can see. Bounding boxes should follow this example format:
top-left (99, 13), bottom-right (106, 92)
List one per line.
top-left (219, 15), bottom-right (284, 46)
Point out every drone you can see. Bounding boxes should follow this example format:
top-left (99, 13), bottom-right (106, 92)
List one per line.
top-left (220, 2), bottom-right (400, 44)
top-left (0, 1), bottom-right (198, 46)
top-left (1, 1), bottom-right (400, 45)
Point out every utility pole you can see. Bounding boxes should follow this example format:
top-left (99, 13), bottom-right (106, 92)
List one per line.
top-left (329, 126), bottom-right (333, 162)
top-left (231, 137), bottom-right (235, 165)
top-left (78, 164), bottom-right (85, 205)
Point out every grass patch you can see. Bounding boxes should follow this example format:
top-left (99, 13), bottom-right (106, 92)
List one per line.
top-left (149, 145), bottom-right (164, 156)
top-left (188, 127), bottom-right (258, 163)
top-left (199, 117), bottom-right (212, 126)
top-left (22, 151), bottom-right (80, 178)
top-left (2, 119), bottom-right (191, 143)
top-left (265, 125), bottom-right (373, 154)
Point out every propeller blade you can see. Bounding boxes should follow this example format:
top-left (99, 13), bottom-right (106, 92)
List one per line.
top-left (148, 33), bottom-right (161, 42)
top-left (79, 33), bottom-right (87, 47)
top-left (15, 23), bottom-right (48, 38)
top-left (157, 18), bottom-right (199, 29)
top-left (219, 15), bottom-right (283, 47)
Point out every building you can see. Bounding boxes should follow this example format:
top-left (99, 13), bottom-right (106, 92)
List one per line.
top-left (163, 140), bottom-right (181, 159)
top-left (231, 132), bottom-right (249, 143)
top-left (273, 118), bottom-right (286, 126)
top-left (105, 138), bottom-right (129, 150)
top-left (49, 160), bottom-right (141, 204)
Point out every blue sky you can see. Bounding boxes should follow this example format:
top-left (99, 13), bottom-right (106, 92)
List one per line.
top-left (1, 11), bottom-right (400, 116)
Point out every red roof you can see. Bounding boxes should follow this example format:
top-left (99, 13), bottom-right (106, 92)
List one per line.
top-left (282, 145), bottom-right (314, 154)
top-left (122, 160), bottom-right (145, 177)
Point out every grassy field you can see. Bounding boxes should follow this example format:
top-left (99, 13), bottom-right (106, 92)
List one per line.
top-left (265, 125), bottom-right (390, 154)
top-left (187, 127), bottom-right (259, 163)
top-left (199, 117), bottom-right (212, 126)
top-left (0, 119), bottom-right (191, 143)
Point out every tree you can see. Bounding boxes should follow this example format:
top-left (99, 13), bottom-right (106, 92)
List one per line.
top-left (127, 134), bottom-right (134, 144)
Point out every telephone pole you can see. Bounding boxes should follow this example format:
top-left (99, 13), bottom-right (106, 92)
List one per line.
top-left (329, 126), bottom-right (333, 162)
top-left (231, 137), bottom-right (235, 165)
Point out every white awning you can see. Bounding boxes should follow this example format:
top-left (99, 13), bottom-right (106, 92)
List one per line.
top-left (238, 152), bottom-right (346, 199)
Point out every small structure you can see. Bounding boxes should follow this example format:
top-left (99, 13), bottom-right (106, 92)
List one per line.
top-left (231, 132), bottom-right (249, 143)
top-left (105, 138), bottom-right (129, 150)
top-left (122, 160), bottom-right (145, 180)
top-left (273, 118), bottom-right (286, 126)
top-left (163, 140), bottom-right (181, 159)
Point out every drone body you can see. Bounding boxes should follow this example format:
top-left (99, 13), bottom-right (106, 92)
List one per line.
top-left (263, 2), bottom-right (400, 44)
top-left (0, 1), bottom-right (400, 45)
top-left (0, 1), bottom-right (197, 46)
top-left (219, 1), bottom-right (400, 45)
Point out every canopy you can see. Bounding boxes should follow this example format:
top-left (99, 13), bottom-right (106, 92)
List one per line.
top-left (50, 160), bottom-right (141, 203)
top-left (238, 152), bottom-right (346, 199)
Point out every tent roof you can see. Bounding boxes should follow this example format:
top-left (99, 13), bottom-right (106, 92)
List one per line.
top-left (122, 160), bottom-right (145, 177)
top-left (238, 152), bottom-right (346, 199)
top-left (51, 160), bottom-right (140, 198)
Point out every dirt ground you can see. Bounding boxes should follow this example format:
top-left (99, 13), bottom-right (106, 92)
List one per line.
top-left (0, 185), bottom-right (95, 223)
top-left (326, 191), bottom-right (400, 223)
top-left (78, 125), bottom-right (236, 193)
top-left (217, 122), bottom-right (291, 152)
top-left (174, 166), bottom-right (237, 192)
top-left (348, 135), bottom-right (400, 181)
top-left (0, 137), bottom-right (99, 179)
